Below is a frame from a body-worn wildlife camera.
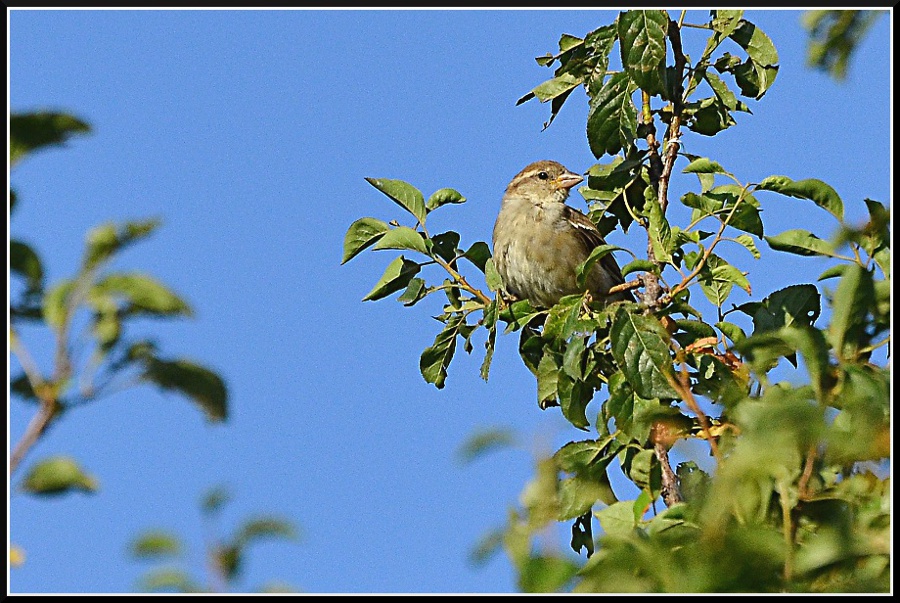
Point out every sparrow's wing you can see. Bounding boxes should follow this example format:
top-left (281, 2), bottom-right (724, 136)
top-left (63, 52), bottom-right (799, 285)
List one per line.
top-left (563, 206), bottom-right (628, 288)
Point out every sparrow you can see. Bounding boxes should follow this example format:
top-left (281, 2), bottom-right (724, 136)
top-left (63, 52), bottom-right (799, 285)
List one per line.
top-left (491, 160), bottom-right (633, 309)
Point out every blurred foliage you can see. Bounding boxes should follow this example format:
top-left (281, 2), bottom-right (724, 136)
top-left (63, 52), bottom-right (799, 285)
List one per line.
top-left (802, 10), bottom-right (885, 81)
top-left (130, 485), bottom-right (300, 593)
top-left (20, 455), bottom-right (99, 496)
top-left (344, 10), bottom-right (889, 593)
top-left (9, 110), bottom-right (229, 568)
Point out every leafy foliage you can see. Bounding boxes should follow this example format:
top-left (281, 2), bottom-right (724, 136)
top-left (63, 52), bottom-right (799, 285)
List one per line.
top-left (9, 110), bottom-right (229, 484)
top-left (802, 10), bottom-right (886, 81)
top-left (344, 9), bottom-right (889, 593)
top-left (131, 486), bottom-right (299, 593)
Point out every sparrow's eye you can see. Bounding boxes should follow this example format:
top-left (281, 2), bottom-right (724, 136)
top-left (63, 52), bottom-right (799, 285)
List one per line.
top-left (537, 171), bottom-right (549, 180)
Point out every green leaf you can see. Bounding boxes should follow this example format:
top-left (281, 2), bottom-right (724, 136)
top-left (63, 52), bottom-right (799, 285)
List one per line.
top-left (764, 229), bottom-right (840, 258)
top-left (817, 265), bottom-right (847, 281)
top-left (142, 357), bottom-right (228, 422)
top-left (484, 258), bottom-right (503, 292)
top-left (341, 217), bottom-right (389, 264)
top-left (558, 476), bottom-right (612, 521)
top-left (827, 264), bottom-right (874, 361)
top-left (131, 531), bottom-right (182, 559)
top-left (681, 189), bottom-right (763, 237)
top-left (558, 370), bottom-right (591, 430)
top-left (698, 10), bottom-right (744, 64)
top-left (42, 279), bottom-right (76, 328)
top-left (743, 284), bottom-right (821, 333)
top-left (201, 485), bottom-right (232, 515)
top-left (643, 189), bottom-right (672, 263)
top-left (429, 231), bottom-right (461, 264)
top-left (536, 353), bottom-right (560, 407)
top-left (610, 307), bottom-right (677, 399)
top-left (620, 259), bottom-right (655, 278)
top-left (757, 176), bottom-right (844, 221)
top-left (458, 428), bottom-right (516, 464)
top-left (364, 178), bottom-right (427, 227)
top-left (575, 244), bottom-right (626, 288)
top-left (371, 226), bottom-right (428, 255)
top-left (420, 315), bottom-right (466, 389)
top-left (531, 72), bottom-right (583, 102)
top-left (704, 69), bottom-right (746, 112)
top-left (618, 10), bottom-right (669, 96)
top-left (684, 96), bottom-right (737, 136)
top-left (95, 272), bottom-right (192, 317)
top-left (733, 234), bottom-right (761, 259)
top-left (587, 72), bottom-right (638, 158)
top-left (10, 240), bottom-right (44, 294)
top-left (468, 527), bottom-right (506, 567)
top-left (21, 456), bottom-right (98, 496)
top-left (682, 157), bottom-right (729, 175)
top-left (396, 277), bottom-right (426, 306)
top-left (10, 111), bottom-right (91, 166)
top-left (462, 241), bottom-right (491, 273)
top-left (84, 219), bottom-right (161, 269)
top-left (698, 254), bottom-right (750, 306)
top-left (518, 556), bottom-right (578, 593)
top-left (594, 501), bottom-right (637, 538)
top-left (728, 20), bottom-right (779, 99)
top-left (426, 188), bottom-right (466, 211)
top-left (361, 256), bottom-right (421, 301)
top-left (715, 321), bottom-right (747, 345)
top-left (236, 516), bottom-right (299, 545)
top-left (480, 306), bottom-right (497, 381)
top-left (138, 568), bottom-right (199, 593)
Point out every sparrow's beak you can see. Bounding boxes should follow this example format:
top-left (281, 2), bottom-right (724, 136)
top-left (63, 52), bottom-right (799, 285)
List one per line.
top-left (555, 171), bottom-right (584, 190)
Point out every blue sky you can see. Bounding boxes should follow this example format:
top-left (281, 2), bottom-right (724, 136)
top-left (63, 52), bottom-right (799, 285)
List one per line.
top-left (8, 8), bottom-right (891, 593)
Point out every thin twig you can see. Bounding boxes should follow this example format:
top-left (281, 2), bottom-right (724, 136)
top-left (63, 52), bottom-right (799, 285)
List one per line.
top-left (10, 399), bottom-right (61, 474)
top-left (672, 360), bottom-right (720, 460)
top-left (668, 186), bottom-right (750, 298)
top-left (797, 445), bottom-right (817, 501)
top-left (10, 329), bottom-right (47, 395)
top-left (421, 225), bottom-right (493, 306)
top-left (654, 441), bottom-right (683, 506)
top-left (10, 329), bottom-right (62, 474)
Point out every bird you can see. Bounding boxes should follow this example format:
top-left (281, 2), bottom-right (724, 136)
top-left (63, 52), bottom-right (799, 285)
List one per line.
top-left (491, 160), bottom-right (633, 309)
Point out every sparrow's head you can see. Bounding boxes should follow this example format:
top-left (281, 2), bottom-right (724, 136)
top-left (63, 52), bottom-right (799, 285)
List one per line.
top-left (504, 160), bottom-right (584, 206)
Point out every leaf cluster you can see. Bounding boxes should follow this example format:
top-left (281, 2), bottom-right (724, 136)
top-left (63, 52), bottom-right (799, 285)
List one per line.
top-left (130, 485), bottom-right (299, 593)
top-left (10, 112), bottom-right (229, 495)
top-left (343, 10), bottom-right (889, 593)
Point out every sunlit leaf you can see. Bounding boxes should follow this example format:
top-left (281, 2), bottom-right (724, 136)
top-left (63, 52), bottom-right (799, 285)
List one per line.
top-left (426, 188), bottom-right (466, 211)
top-left (95, 272), bottom-right (192, 317)
top-left (756, 175), bottom-right (843, 221)
top-left (131, 531), bottom-right (182, 559)
top-left (84, 219), bottom-right (161, 270)
top-left (236, 516), bottom-right (299, 545)
top-left (371, 226), bottom-right (429, 255)
top-left (764, 229), bottom-right (840, 258)
top-left (362, 256), bottom-right (421, 301)
top-left (618, 10), bottom-right (669, 96)
top-left (21, 456), bottom-right (98, 496)
top-left (341, 217), bottom-right (389, 264)
top-left (364, 178), bottom-right (427, 227)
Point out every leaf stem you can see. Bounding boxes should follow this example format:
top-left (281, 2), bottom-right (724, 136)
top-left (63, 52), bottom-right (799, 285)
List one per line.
top-left (421, 225), bottom-right (492, 306)
top-left (669, 185), bottom-right (750, 297)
